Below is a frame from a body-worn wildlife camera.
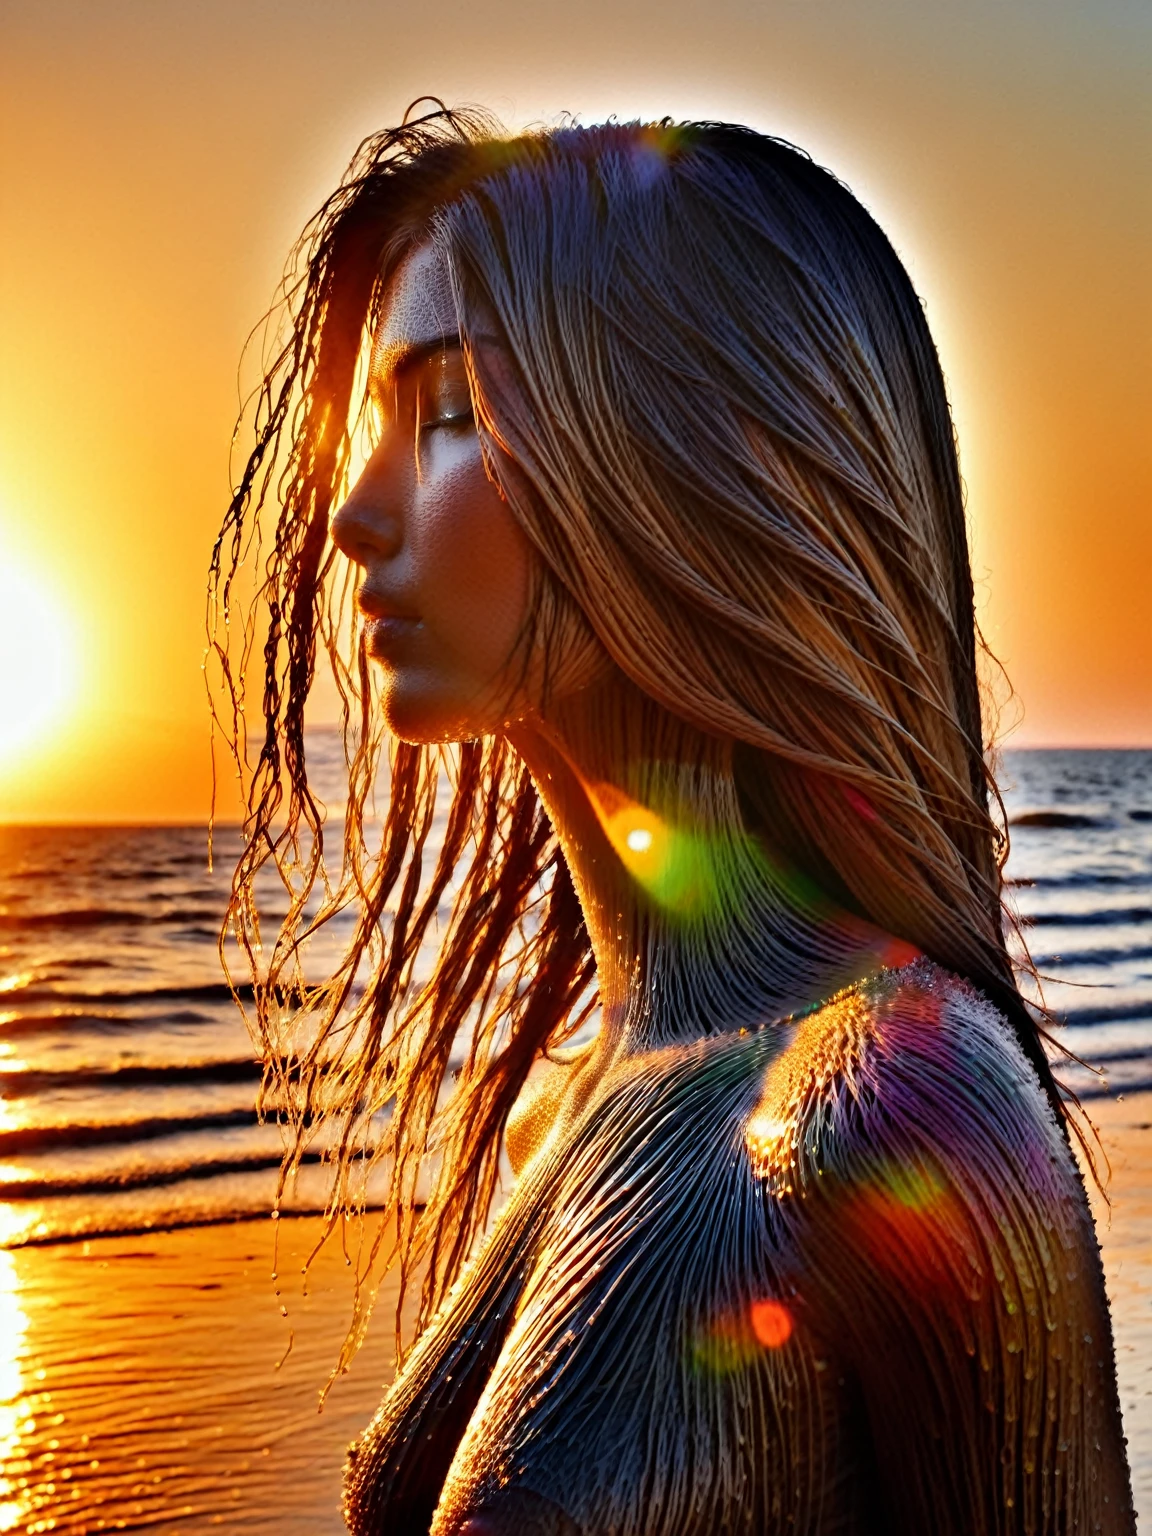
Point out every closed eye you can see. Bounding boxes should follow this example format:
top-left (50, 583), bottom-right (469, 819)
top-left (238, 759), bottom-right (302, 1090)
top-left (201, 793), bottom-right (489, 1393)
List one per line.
top-left (369, 336), bottom-right (472, 430)
top-left (417, 349), bottom-right (476, 433)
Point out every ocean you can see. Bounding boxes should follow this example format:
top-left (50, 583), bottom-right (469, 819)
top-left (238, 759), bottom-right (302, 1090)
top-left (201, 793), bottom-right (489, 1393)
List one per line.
top-left (0, 746), bottom-right (1149, 1247)
top-left (0, 745), bottom-right (1150, 1533)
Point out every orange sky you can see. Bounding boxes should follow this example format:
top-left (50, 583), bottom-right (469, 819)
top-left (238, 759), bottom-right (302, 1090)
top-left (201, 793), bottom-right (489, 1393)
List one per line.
top-left (0, 0), bottom-right (1148, 823)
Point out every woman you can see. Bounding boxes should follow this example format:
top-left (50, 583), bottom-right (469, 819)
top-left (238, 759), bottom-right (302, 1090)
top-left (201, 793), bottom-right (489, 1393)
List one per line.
top-left (212, 108), bottom-right (1134, 1533)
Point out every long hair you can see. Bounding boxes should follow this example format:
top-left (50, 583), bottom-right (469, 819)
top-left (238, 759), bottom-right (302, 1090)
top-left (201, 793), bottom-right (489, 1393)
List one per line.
top-left (209, 105), bottom-right (1062, 1356)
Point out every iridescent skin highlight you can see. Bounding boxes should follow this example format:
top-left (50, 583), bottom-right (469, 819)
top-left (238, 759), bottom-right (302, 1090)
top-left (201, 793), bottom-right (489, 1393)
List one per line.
top-left (210, 107), bottom-right (1134, 1531)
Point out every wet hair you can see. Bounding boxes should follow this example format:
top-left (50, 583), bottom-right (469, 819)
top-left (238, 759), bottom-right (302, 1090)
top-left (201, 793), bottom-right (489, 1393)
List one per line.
top-left (209, 104), bottom-right (1065, 1354)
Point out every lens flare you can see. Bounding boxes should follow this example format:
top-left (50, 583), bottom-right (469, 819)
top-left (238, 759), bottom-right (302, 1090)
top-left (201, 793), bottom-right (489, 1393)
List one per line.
top-left (587, 774), bottom-right (839, 923)
top-left (692, 1297), bottom-right (795, 1376)
top-left (590, 783), bottom-right (732, 919)
top-left (749, 1299), bottom-right (793, 1349)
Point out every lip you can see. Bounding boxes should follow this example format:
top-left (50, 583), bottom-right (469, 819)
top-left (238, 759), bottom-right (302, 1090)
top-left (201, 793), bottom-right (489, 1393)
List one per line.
top-left (364, 613), bottom-right (421, 659)
top-left (357, 584), bottom-right (417, 618)
top-left (357, 584), bottom-right (422, 659)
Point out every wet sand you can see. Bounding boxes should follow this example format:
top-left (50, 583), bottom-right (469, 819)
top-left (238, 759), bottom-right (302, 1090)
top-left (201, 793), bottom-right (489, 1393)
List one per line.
top-left (1088, 1091), bottom-right (1152, 1527)
top-left (2, 1095), bottom-right (1151, 1535)
top-left (0, 1217), bottom-right (407, 1534)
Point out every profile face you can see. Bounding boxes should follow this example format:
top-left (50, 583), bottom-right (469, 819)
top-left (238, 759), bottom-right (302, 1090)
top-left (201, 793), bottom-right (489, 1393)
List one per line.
top-left (329, 241), bottom-right (536, 743)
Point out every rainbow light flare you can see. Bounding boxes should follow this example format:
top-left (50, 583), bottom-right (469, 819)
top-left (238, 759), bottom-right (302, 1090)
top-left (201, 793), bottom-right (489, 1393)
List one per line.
top-left (590, 782), bottom-right (766, 921)
top-left (586, 775), bottom-right (867, 925)
top-left (597, 794), bottom-right (715, 916)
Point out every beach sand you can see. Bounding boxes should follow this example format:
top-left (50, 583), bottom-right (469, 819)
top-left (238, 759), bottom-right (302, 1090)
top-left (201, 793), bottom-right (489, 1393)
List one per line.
top-left (1089, 1091), bottom-right (1152, 1526)
top-left (2, 1096), bottom-right (1150, 1536)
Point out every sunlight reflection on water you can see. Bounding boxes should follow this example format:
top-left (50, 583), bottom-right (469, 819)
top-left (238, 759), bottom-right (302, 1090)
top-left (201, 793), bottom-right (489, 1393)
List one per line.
top-left (0, 1251), bottom-right (29, 1533)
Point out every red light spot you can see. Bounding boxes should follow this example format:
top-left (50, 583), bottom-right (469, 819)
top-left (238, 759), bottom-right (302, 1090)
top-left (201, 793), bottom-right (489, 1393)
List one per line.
top-left (749, 1299), bottom-right (793, 1348)
top-left (841, 784), bottom-right (878, 822)
top-left (881, 937), bottom-right (921, 969)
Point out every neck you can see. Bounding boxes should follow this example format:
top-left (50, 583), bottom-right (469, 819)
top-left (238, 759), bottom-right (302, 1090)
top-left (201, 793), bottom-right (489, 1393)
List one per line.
top-left (508, 675), bottom-right (911, 1053)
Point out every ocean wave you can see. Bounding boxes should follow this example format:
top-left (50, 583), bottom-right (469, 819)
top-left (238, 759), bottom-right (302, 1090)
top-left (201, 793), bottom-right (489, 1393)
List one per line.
top-left (0, 1164), bottom-right (389, 1250)
top-left (0, 1059), bottom-right (262, 1094)
top-left (1068, 1046), bottom-right (1152, 1067)
top-left (1056, 1046), bottom-right (1152, 1075)
top-left (0, 1108), bottom-right (261, 1155)
top-left (1031, 944), bottom-right (1152, 969)
top-left (1056, 999), bottom-right (1152, 1028)
top-left (1011, 811), bottom-right (1110, 830)
top-left (45, 956), bottom-right (116, 971)
top-left (0, 906), bottom-right (221, 931)
top-left (3, 980), bottom-right (254, 1006)
top-left (1024, 907), bottom-right (1152, 929)
top-left (1012, 873), bottom-right (1152, 892)
top-left (0, 1007), bottom-right (216, 1036)
top-left (1064, 1074), bottom-right (1152, 1102)
top-left (0, 1204), bottom-right (324, 1251)
top-left (0, 1149), bottom-right (319, 1201)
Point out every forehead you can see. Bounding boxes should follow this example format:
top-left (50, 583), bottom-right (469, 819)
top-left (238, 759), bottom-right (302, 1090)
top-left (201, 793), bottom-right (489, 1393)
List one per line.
top-left (373, 241), bottom-right (458, 375)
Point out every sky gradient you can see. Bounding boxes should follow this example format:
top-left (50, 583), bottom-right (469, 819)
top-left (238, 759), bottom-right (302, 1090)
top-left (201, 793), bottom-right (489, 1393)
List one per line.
top-left (0, 0), bottom-right (1148, 822)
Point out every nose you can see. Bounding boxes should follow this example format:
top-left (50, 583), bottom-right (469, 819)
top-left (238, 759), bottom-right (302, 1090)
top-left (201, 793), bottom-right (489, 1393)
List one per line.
top-left (329, 444), bottom-right (404, 568)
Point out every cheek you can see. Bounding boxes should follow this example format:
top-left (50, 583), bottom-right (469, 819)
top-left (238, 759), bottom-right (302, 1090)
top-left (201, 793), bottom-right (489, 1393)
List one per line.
top-left (406, 440), bottom-right (534, 712)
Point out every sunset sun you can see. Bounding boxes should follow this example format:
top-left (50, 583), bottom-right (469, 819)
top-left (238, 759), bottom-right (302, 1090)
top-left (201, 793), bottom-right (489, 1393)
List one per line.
top-left (0, 557), bottom-right (74, 764)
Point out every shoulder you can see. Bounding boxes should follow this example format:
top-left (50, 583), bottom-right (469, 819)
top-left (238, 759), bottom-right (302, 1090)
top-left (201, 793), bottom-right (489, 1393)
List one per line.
top-left (746, 960), bottom-right (1097, 1387)
top-left (743, 972), bottom-right (1134, 1533)
top-left (747, 958), bottom-right (1072, 1205)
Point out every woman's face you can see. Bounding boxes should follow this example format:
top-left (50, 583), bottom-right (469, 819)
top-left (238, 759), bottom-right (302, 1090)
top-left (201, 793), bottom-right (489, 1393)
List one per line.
top-left (330, 241), bottom-right (536, 743)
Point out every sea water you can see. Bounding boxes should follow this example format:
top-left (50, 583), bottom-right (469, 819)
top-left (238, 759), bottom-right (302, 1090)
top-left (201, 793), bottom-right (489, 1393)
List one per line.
top-left (1, 745), bottom-right (1151, 1533)
top-left (0, 745), bottom-right (1149, 1249)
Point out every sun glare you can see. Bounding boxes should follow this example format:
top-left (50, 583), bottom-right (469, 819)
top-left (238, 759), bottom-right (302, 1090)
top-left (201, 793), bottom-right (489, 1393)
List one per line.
top-left (0, 557), bottom-right (73, 765)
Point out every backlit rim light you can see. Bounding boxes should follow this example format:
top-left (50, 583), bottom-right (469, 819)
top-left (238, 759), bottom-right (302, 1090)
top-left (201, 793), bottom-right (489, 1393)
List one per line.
top-left (0, 558), bottom-right (74, 764)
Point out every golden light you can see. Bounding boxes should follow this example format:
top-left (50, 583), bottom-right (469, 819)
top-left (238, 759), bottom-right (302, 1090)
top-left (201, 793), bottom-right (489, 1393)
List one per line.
top-left (745, 1112), bottom-right (791, 1182)
top-left (0, 1249), bottom-right (30, 1532)
top-left (0, 554), bottom-right (74, 764)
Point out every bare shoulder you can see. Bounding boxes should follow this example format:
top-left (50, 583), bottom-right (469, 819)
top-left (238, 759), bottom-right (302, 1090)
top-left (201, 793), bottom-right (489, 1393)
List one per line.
top-left (747, 957), bottom-right (1073, 1202)
top-left (746, 959), bottom-right (1134, 1534)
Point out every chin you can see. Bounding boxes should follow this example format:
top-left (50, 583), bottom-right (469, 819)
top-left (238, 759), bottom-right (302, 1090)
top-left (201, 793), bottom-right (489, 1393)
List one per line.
top-left (380, 697), bottom-right (459, 746)
top-left (379, 677), bottom-right (496, 746)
